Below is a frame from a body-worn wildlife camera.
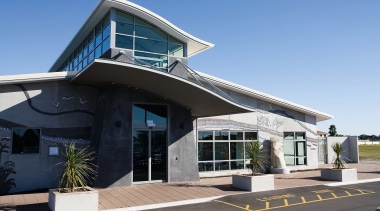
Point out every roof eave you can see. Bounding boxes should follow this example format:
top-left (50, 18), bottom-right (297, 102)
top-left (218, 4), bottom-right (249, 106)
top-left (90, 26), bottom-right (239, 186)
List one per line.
top-left (196, 71), bottom-right (334, 122)
top-left (49, 0), bottom-right (213, 72)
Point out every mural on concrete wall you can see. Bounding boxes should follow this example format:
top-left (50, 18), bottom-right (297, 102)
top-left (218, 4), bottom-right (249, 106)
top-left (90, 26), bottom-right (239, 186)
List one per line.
top-left (0, 138), bottom-right (16, 195)
top-left (15, 84), bottom-right (94, 116)
top-left (196, 118), bottom-right (258, 131)
top-left (257, 106), bottom-right (284, 137)
top-left (259, 103), bottom-right (317, 136)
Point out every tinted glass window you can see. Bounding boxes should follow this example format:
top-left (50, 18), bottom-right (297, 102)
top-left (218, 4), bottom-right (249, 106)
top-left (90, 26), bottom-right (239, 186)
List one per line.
top-left (133, 104), bottom-right (167, 125)
top-left (135, 25), bottom-right (167, 41)
top-left (12, 128), bottom-right (40, 154)
top-left (198, 131), bottom-right (213, 140)
top-left (135, 38), bottom-right (168, 54)
top-left (116, 35), bottom-right (133, 49)
top-left (198, 142), bottom-right (213, 161)
top-left (116, 22), bottom-right (134, 35)
top-left (135, 52), bottom-right (168, 69)
top-left (116, 11), bottom-right (133, 24)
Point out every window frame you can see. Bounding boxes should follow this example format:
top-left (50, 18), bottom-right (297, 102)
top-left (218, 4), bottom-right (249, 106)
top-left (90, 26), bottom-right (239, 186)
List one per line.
top-left (197, 130), bottom-right (259, 172)
top-left (283, 131), bottom-right (307, 166)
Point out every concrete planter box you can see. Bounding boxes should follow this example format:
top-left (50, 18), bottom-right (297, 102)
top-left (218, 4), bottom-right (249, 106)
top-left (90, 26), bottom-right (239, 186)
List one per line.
top-left (48, 187), bottom-right (99, 211)
top-left (232, 174), bottom-right (274, 192)
top-left (320, 168), bottom-right (357, 182)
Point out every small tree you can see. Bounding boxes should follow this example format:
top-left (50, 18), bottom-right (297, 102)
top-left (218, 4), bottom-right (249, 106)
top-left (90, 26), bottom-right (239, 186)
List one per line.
top-left (245, 140), bottom-right (270, 175)
top-left (329, 125), bottom-right (337, 136)
top-left (331, 142), bottom-right (346, 169)
top-left (57, 143), bottom-right (98, 193)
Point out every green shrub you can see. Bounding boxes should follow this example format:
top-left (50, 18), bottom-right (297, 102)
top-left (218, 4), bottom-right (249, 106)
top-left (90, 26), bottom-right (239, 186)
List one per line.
top-left (57, 143), bottom-right (98, 192)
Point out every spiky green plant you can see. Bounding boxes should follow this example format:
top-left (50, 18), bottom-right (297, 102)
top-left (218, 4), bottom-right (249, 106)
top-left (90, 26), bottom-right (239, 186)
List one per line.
top-left (57, 143), bottom-right (98, 193)
top-left (246, 140), bottom-right (270, 175)
top-left (331, 142), bottom-right (346, 169)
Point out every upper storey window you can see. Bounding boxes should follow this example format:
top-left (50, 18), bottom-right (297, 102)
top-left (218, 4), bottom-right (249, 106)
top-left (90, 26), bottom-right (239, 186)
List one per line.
top-left (60, 13), bottom-right (111, 72)
top-left (115, 10), bottom-right (185, 71)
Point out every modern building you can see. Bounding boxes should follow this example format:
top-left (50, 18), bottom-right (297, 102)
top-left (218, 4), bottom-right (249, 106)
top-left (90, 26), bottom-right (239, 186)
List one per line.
top-left (0, 0), bottom-right (333, 194)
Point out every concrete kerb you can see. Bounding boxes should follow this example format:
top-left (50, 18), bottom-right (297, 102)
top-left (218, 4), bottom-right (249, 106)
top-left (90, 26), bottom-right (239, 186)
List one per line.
top-left (103, 196), bottom-right (224, 211)
top-left (325, 178), bottom-right (380, 187)
top-left (108, 178), bottom-right (380, 211)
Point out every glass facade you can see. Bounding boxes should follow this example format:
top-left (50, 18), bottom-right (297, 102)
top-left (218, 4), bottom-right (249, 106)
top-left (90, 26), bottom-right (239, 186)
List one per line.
top-left (115, 10), bottom-right (185, 71)
top-left (58, 9), bottom-right (185, 72)
top-left (198, 131), bottom-right (258, 172)
top-left (59, 14), bottom-right (111, 72)
top-left (284, 132), bottom-right (307, 166)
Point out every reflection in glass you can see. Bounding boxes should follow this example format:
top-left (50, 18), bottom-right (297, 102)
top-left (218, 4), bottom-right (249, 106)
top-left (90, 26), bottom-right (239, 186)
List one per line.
top-left (151, 131), bottom-right (166, 180)
top-left (12, 128), bottom-right (40, 154)
top-left (135, 25), bottom-right (167, 41)
top-left (198, 142), bottom-right (213, 161)
top-left (215, 142), bottom-right (229, 160)
top-left (231, 161), bottom-right (244, 170)
top-left (198, 162), bottom-right (213, 172)
top-left (135, 38), bottom-right (168, 54)
top-left (215, 161), bottom-right (229, 171)
top-left (230, 142), bottom-right (244, 159)
top-left (230, 131), bottom-right (243, 140)
top-left (116, 11), bottom-right (133, 24)
top-left (215, 131), bottom-right (228, 140)
top-left (116, 35), bottom-right (133, 49)
top-left (135, 52), bottom-right (168, 69)
top-left (133, 131), bottom-right (149, 182)
top-left (198, 131), bottom-right (213, 140)
top-left (245, 132), bottom-right (257, 141)
top-left (116, 22), bottom-right (133, 35)
top-left (284, 132), bottom-right (294, 140)
top-left (133, 104), bottom-right (167, 125)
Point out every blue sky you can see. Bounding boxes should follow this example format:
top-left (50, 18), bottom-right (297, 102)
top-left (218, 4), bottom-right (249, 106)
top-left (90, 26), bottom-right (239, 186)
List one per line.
top-left (0, 0), bottom-right (379, 136)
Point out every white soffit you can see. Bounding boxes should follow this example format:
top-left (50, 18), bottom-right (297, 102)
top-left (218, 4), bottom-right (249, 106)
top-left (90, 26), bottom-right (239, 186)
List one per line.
top-left (197, 71), bottom-right (334, 122)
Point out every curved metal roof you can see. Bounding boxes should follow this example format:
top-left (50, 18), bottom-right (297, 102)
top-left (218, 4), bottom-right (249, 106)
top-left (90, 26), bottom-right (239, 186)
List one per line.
top-left (49, 0), bottom-right (214, 72)
top-left (70, 59), bottom-right (253, 118)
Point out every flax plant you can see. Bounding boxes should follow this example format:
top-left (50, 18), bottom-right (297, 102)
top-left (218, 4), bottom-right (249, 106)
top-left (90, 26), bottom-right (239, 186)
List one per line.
top-left (246, 140), bottom-right (270, 175)
top-left (57, 143), bottom-right (98, 193)
top-left (331, 142), bottom-right (346, 169)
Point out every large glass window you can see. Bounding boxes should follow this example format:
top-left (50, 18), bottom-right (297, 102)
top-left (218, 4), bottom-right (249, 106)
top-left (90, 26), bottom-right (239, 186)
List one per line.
top-left (283, 132), bottom-right (307, 166)
top-left (197, 131), bottom-right (258, 172)
top-left (133, 104), bottom-right (167, 125)
top-left (115, 10), bottom-right (185, 71)
top-left (12, 128), bottom-right (40, 154)
top-left (60, 13), bottom-right (110, 72)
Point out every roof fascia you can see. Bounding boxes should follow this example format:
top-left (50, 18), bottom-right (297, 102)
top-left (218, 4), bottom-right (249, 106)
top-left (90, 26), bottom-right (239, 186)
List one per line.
top-left (196, 71), bottom-right (333, 122)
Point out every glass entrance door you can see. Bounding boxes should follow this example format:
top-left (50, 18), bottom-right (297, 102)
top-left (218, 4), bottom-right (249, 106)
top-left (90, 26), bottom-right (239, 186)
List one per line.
top-left (133, 130), bottom-right (167, 182)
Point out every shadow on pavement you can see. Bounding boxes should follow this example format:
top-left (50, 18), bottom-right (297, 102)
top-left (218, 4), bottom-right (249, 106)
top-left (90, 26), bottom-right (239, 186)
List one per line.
top-left (13, 203), bottom-right (49, 211)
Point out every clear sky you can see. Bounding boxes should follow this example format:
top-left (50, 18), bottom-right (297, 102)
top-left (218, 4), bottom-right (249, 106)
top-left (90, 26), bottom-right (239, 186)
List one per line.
top-left (0, 0), bottom-right (379, 136)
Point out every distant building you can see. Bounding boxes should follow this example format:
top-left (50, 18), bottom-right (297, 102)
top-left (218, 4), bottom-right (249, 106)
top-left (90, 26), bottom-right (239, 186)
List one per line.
top-left (0, 0), bottom-right (333, 193)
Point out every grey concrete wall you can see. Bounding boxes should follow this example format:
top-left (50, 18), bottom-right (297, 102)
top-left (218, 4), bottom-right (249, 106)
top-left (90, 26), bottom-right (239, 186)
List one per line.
top-left (349, 136), bottom-right (359, 163)
top-left (326, 136), bottom-right (359, 164)
top-left (168, 104), bottom-right (199, 182)
top-left (91, 84), bottom-right (134, 188)
top-left (0, 80), bottom-right (97, 193)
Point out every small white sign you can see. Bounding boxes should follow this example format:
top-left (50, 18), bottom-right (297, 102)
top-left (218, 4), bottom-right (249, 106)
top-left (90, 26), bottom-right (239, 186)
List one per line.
top-left (49, 146), bottom-right (59, 156)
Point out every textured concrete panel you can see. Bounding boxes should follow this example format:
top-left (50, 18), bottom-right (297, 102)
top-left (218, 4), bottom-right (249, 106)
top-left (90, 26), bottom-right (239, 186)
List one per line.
top-left (168, 104), bottom-right (199, 182)
top-left (92, 84), bottom-right (133, 188)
